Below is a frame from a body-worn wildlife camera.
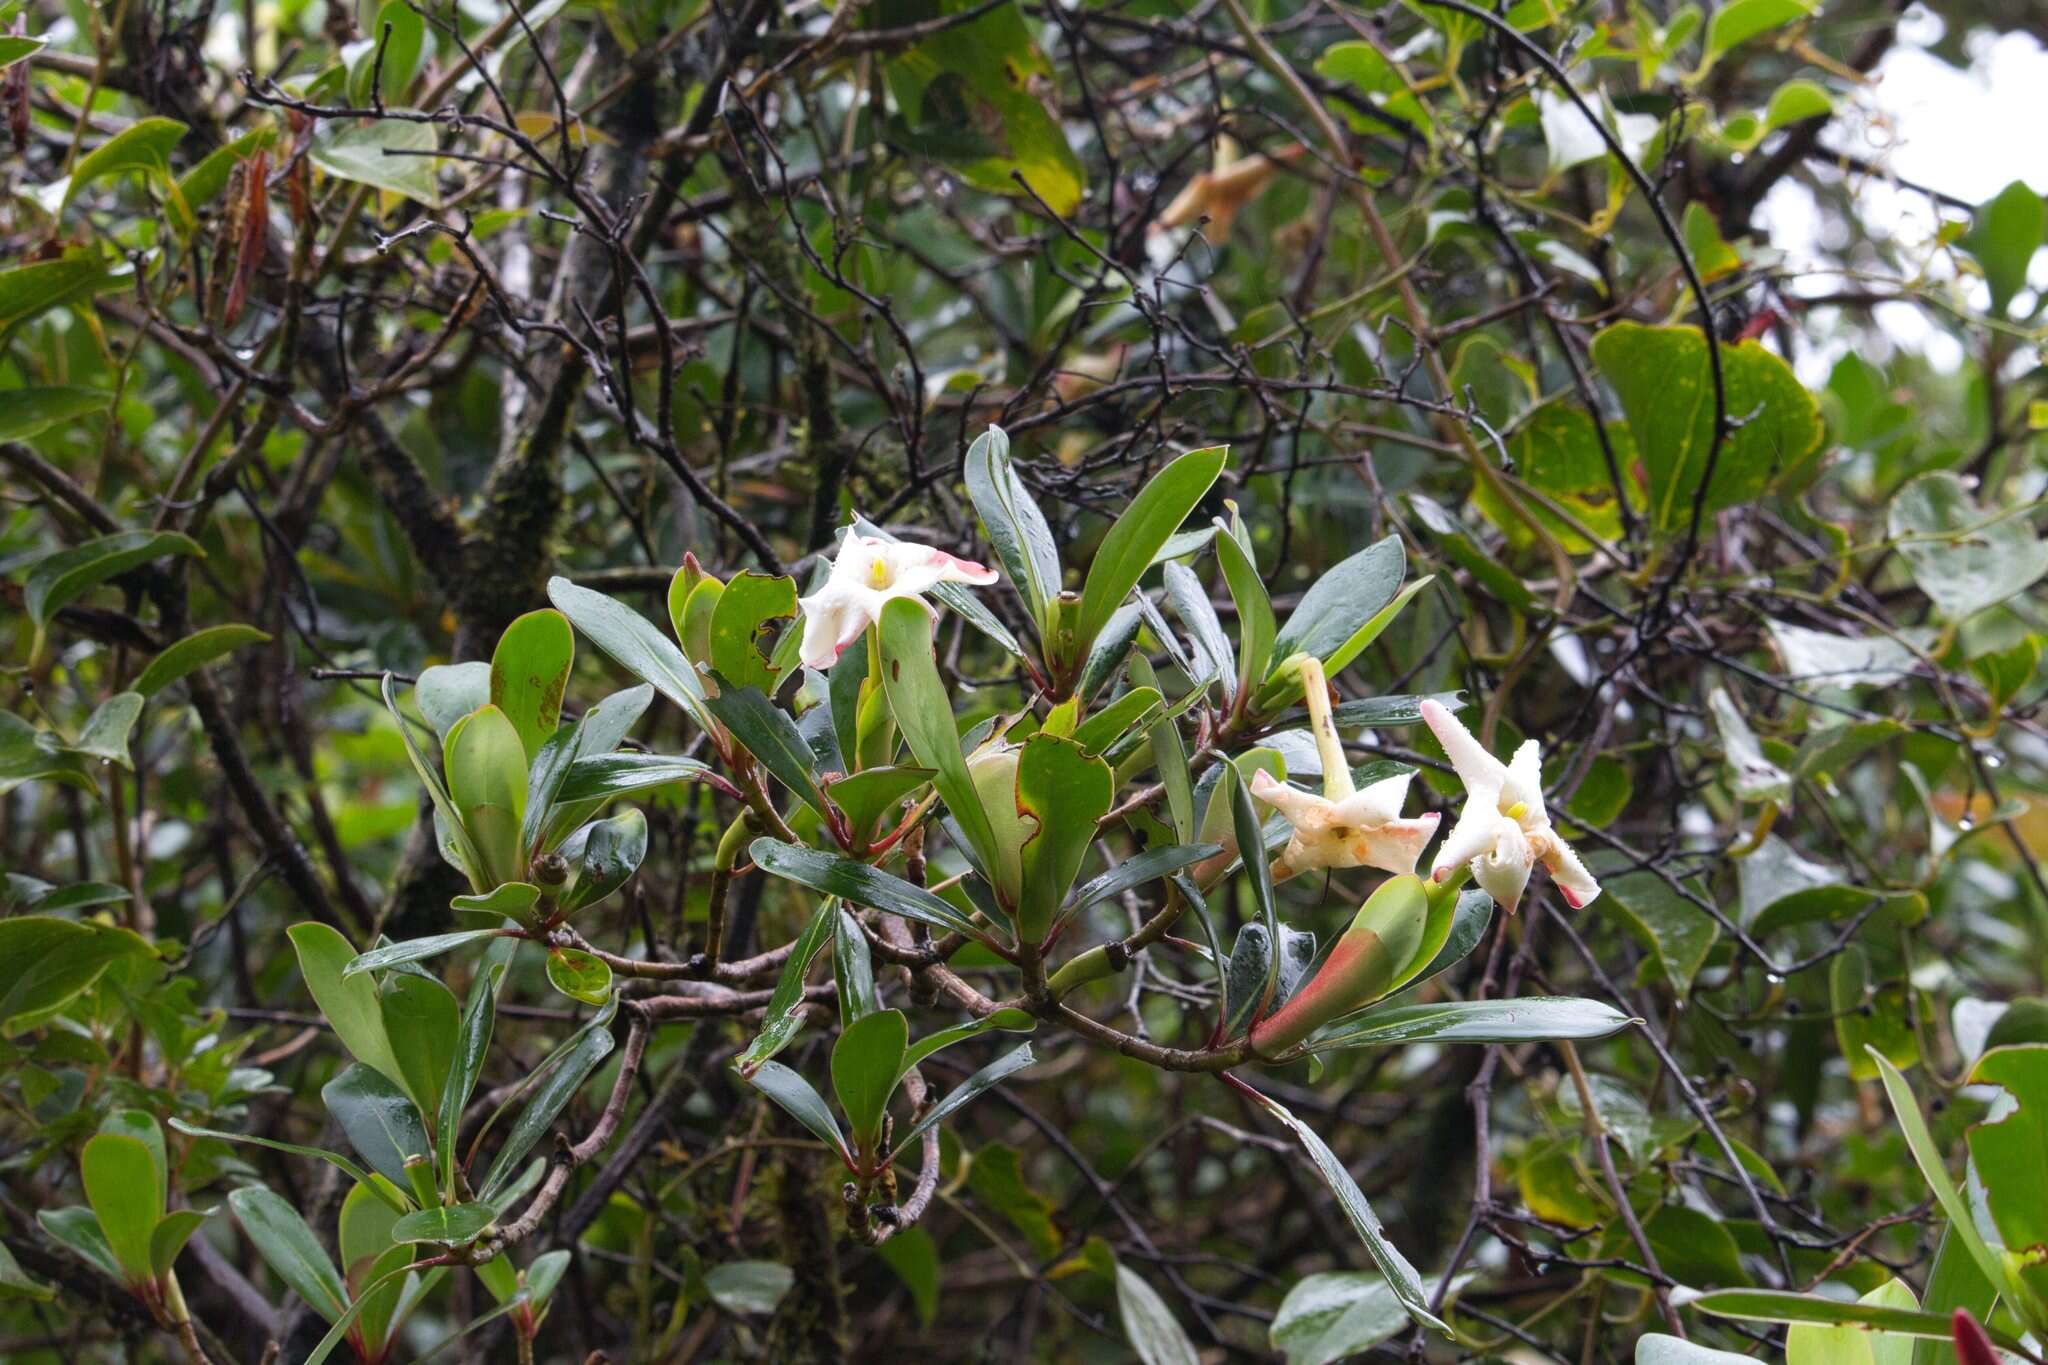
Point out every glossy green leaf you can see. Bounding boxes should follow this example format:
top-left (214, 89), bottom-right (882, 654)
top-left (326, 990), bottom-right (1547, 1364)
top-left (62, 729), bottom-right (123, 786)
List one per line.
top-left (381, 973), bottom-right (460, 1122)
top-left (390, 1202), bottom-right (494, 1247)
top-left (0, 387), bottom-right (114, 442)
top-left (703, 680), bottom-right (827, 816)
top-left (708, 572), bottom-right (798, 693)
top-left (489, 609), bottom-right (574, 761)
top-left (36, 1207), bottom-right (121, 1282)
top-left (736, 897), bottom-right (838, 1076)
top-left (547, 577), bottom-right (716, 735)
top-left (168, 1119), bottom-right (405, 1214)
top-left (1703, 0), bottom-right (1812, 62)
top-left (1307, 996), bottom-right (1634, 1051)
top-left (876, 596), bottom-right (1002, 878)
top-left (558, 808), bottom-right (647, 915)
top-left (892, 1042), bottom-right (1035, 1159)
top-left (345, 929), bottom-right (507, 977)
top-left (289, 922), bottom-right (412, 1098)
top-left (750, 837), bottom-right (989, 944)
top-left (1074, 446), bottom-right (1226, 667)
top-left (745, 1059), bottom-right (850, 1164)
top-left (965, 424), bottom-right (1062, 628)
top-left (229, 1186), bottom-right (350, 1322)
top-left (322, 1062), bottom-right (432, 1191)
top-left (480, 1011), bottom-right (617, 1199)
top-left (80, 1134), bottom-right (162, 1283)
top-left (1014, 733), bottom-right (1112, 941)
top-left (68, 692), bottom-right (142, 767)
top-left (443, 704), bottom-right (530, 885)
top-left (832, 1008), bottom-right (908, 1155)
top-left (1116, 1263), bottom-right (1199, 1365)
top-left (705, 1260), bottom-right (795, 1316)
top-left (1273, 1271), bottom-right (1469, 1365)
top-left (347, 0), bottom-right (426, 106)
top-left (545, 946), bottom-right (614, 1005)
top-left (1831, 945), bottom-right (1918, 1080)
top-left (1693, 1288), bottom-right (2021, 1346)
top-left (0, 916), bottom-right (153, 1029)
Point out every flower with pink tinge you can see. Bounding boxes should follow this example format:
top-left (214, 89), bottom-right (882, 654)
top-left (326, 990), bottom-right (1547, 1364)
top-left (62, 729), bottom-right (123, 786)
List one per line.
top-left (1419, 699), bottom-right (1599, 913)
top-left (796, 531), bottom-right (997, 672)
top-left (1250, 656), bottom-right (1439, 880)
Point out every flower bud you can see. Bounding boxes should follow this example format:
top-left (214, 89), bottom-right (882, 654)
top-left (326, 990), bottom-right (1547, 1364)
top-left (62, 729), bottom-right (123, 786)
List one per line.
top-left (1249, 876), bottom-right (1428, 1058)
top-left (966, 744), bottom-right (1030, 909)
top-left (1952, 1310), bottom-right (1998, 1365)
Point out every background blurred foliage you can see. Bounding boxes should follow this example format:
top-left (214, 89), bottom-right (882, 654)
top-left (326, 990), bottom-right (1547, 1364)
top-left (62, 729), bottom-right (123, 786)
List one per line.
top-left (1, 0), bottom-right (2047, 1359)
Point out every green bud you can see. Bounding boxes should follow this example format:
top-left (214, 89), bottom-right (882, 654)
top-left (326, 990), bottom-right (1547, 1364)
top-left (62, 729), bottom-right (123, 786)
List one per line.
top-left (402, 1153), bottom-right (439, 1209)
top-left (1249, 875), bottom-right (1429, 1059)
top-left (966, 743), bottom-right (1028, 909)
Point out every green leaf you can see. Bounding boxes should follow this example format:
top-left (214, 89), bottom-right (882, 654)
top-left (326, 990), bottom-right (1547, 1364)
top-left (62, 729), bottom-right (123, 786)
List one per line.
top-left (1597, 864), bottom-right (1719, 992)
top-left (964, 424), bottom-right (1062, 630)
top-left (347, 0), bottom-right (426, 105)
top-left (1014, 733), bottom-right (1113, 941)
top-left (310, 117), bottom-right (440, 204)
top-left (1707, 686), bottom-right (1790, 805)
top-left (883, 1), bottom-right (1085, 215)
top-left (0, 387), bottom-right (114, 442)
top-left (551, 752), bottom-right (715, 807)
top-left (1636, 1335), bottom-right (1761, 1365)
top-left (1867, 1049), bottom-right (2034, 1327)
top-left (1306, 996), bottom-right (1634, 1051)
top-left (133, 624), bottom-right (271, 696)
top-left (834, 902), bottom-right (879, 1024)
top-left (63, 118), bottom-right (187, 210)
top-left (489, 609), bottom-right (574, 762)
top-left (149, 1209), bottom-right (210, 1278)
top-left (548, 577), bottom-right (717, 737)
top-left (444, 703), bottom-right (530, 885)
top-left (0, 1238), bottom-right (53, 1302)
top-left (345, 929), bottom-right (508, 977)
top-left (480, 1011), bottom-right (617, 1199)
top-left (414, 663), bottom-right (492, 740)
top-left (703, 681), bottom-right (827, 817)
top-left (824, 764), bottom-right (934, 838)
top-left (1963, 179), bottom-right (2047, 316)
top-left (0, 713), bottom-right (98, 798)
top-left (80, 1134), bottom-right (162, 1283)
top-left (176, 127), bottom-right (276, 212)
top-left (1704, 0), bottom-right (1812, 62)
top-left (876, 597), bottom-right (1003, 878)
top-left (1963, 1045), bottom-right (2048, 1307)
top-left (1069, 843), bottom-right (1219, 915)
top-left (1235, 1083), bottom-right (1449, 1336)
top-left (1163, 560), bottom-right (1233, 690)
top-left (705, 1260), bottom-right (796, 1316)
top-left (1116, 1263), bottom-right (1199, 1365)
top-left (229, 1186), bottom-right (351, 1323)
top-left (339, 1184), bottom-right (411, 1355)
top-left (545, 947), bottom-right (614, 1005)
top-left (1073, 446), bottom-right (1226, 668)
top-left (167, 1119), bottom-right (405, 1214)
top-left (1888, 471), bottom-right (2048, 623)
top-left (289, 922), bottom-right (412, 1100)
top-left (735, 897), bottom-right (837, 1076)
top-left (1273, 1271), bottom-right (1470, 1365)
top-left (876, 1227), bottom-right (938, 1327)
top-left (750, 838), bottom-right (990, 943)
top-left (36, 1207), bottom-right (122, 1282)
top-left (0, 251), bottom-right (131, 337)
top-left (70, 692), bottom-right (143, 766)
top-left (1693, 1288), bottom-right (2022, 1347)
top-left (892, 1042), bottom-right (1035, 1158)
top-left (390, 1202), bottom-right (494, 1247)
top-left (22, 530), bottom-right (204, 630)
top-left (1765, 78), bottom-right (1833, 131)
top-left (0, 35), bottom-right (48, 70)
top-left (439, 945), bottom-right (506, 1196)
top-left (558, 808), bottom-right (647, 916)
top-left (381, 973), bottom-right (460, 1122)
top-left (709, 572), bottom-right (798, 693)
top-left (832, 1008), bottom-right (908, 1155)
top-left (1910, 1224), bottom-right (1997, 1365)
top-left (0, 916), bottom-right (152, 1029)
top-left (745, 1060), bottom-right (850, 1164)
top-left (1831, 945), bottom-right (1917, 1081)
top-left (1215, 516), bottom-right (1276, 697)
top-left (1590, 322), bottom-right (1823, 534)
top-left (322, 1062), bottom-right (433, 1191)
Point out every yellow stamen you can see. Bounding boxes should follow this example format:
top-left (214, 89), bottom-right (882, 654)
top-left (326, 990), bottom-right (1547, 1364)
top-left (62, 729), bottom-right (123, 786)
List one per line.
top-left (869, 560), bottom-right (891, 588)
top-left (1505, 800), bottom-right (1529, 822)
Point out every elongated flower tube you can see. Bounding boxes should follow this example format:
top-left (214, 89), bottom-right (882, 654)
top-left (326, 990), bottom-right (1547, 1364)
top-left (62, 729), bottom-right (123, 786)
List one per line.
top-left (796, 529), bottom-right (997, 671)
top-left (1419, 699), bottom-right (1599, 912)
top-left (1248, 875), bottom-right (1429, 1058)
top-left (1250, 656), bottom-right (1439, 880)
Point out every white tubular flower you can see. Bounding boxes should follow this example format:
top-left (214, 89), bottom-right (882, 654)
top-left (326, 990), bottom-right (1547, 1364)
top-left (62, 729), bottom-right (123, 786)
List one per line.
top-left (796, 531), bottom-right (998, 671)
top-left (1250, 657), bottom-right (1440, 880)
top-left (1419, 699), bottom-right (1599, 912)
